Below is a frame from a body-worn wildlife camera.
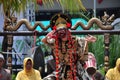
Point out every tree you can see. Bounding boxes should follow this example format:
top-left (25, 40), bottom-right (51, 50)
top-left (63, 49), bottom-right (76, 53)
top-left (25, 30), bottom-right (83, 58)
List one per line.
top-left (0, 0), bottom-right (37, 52)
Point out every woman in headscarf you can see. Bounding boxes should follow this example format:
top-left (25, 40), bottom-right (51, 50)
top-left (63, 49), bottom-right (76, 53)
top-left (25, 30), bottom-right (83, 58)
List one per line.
top-left (16, 57), bottom-right (42, 80)
top-left (105, 58), bottom-right (120, 80)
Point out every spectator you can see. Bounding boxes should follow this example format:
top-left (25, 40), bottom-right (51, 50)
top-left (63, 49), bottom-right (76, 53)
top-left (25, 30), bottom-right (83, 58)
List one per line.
top-left (84, 52), bottom-right (105, 80)
top-left (16, 57), bottom-right (42, 80)
top-left (105, 58), bottom-right (120, 80)
top-left (0, 53), bottom-right (11, 80)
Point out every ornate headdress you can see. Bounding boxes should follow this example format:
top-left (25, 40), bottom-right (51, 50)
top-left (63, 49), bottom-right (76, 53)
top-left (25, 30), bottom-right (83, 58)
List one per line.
top-left (50, 13), bottom-right (72, 30)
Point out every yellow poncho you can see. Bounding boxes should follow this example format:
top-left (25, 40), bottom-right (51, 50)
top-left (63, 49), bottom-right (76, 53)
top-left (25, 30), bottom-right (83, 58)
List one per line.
top-left (105, 58), bottom-right (120, 80)
top-left (16, 57), bottom-right (42, 80)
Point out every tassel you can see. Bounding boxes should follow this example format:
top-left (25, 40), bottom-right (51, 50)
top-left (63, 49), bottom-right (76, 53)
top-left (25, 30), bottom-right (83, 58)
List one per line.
top-left (67, 30), bottom-right (76, 80)
top-left (66, 22), bottom-right (71, 28)
top-left (55, 35), bottom-right (59, 80)
top-left (53, 25), bottom-right (57, 30)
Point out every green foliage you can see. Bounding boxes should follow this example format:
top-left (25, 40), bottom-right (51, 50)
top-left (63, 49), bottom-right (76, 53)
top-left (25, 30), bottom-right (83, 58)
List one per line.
top-left (0, 0), bottom-right (37, 17)
top-left (99, 66), bottom-right (105, 75)
top-left (89, 33), bottom-right (120, 70)
top-left (109, 35), bottom-right (120, 68)
top-left (12, 74), bottom-right (16, 80)
top-left (58, 0), bottom-right (86, 13)
top-left (89, 35), bottom-right (104, 68)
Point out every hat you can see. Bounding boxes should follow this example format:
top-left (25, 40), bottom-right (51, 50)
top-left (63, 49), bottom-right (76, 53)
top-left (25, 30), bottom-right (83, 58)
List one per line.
top-left (50, 13), bottom-right (72, 30)
top-left (0, 54), bottom-right (4, 60)
top-left (84, 52), bottom-right (97, 75)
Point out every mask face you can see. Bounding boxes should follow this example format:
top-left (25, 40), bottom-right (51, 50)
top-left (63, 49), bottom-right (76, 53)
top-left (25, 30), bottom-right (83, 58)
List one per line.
top-left (53, 17), bottom-right (68, 39)
top-left (56, 28), bottom-right (67, 38)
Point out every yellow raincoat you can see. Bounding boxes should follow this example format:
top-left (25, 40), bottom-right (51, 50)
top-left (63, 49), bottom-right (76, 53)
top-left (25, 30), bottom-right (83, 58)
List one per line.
top-left (105, 58), bottom-right (120, 80)
top-left (16, 57), bottom-right (42, 80)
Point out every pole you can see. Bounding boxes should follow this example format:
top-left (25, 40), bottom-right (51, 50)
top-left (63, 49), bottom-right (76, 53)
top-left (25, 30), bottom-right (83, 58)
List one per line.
top-left (0, 30), bottom-right (120, 36)
top-left (93, 0), bottom-right (96, 17)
